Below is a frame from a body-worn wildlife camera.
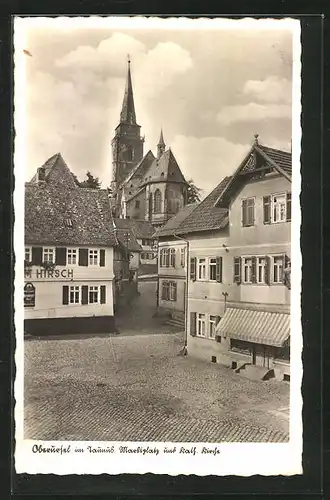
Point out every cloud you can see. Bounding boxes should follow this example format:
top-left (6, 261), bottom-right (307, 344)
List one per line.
top-left (171, 135), bottom-right (250, 194)
top-left (216, 103), bottom-right (292, 126)
top-left (242, 76), bottom-right (292, 103)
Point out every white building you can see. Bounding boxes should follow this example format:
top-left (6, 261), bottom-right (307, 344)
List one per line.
top-left (24, 153), bottom-right (117, 335)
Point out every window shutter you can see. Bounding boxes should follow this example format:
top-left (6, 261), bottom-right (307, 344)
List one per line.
top-left (81, 285), bottom-right (88, 305)
top-left (265, 256), bottom-right (271, 285)
top-left (190, 312), bottom-right (197, 336)
top-left (100, 285), bottom-right (106, 304)
top-left (263, 196), bottom-right (271, 224)
top-left (190, 257), bottom-right (196, 281)
top-left (286, 192), bottom-right (292, 222)
top-left (173, 282), bottom-right (177, 301)
top-left (233, 257), bottom-right (241, 283)
top-left (56, 247), bottom-right (67, 266)
top-left (280, 254), bottom-right (286, 282)
top-left (251, 256), bottom-right (257, 283)
top-left (172, 250), bottom-right (176, 267)
top-left (242, 199), bottom-right (247, 226)
top-left (161, 282), bottom-right (166, 300)
top-left (62, 285), bottom-right (69, 305)
top-left (100, 249), bottom-right (105, 267)
top-left (32, 247), bottom-right (42, 265)
top-left (79, 248), bottom-right (88, 267)
top-left (216, 256), bottom-right (223, 283)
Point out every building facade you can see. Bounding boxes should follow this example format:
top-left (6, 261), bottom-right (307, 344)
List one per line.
top-left (170, 137), bottom-right (292, 381)
top-left (110, 59), bottom-right (189, 229)
top-left (24, 154), bottom-right (117, 335)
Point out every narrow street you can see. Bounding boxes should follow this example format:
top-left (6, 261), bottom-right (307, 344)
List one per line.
top-left (24, 281), bottom-right (290, 443)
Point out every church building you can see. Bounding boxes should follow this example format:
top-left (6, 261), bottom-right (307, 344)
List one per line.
top-left (111, 59), bottom-right (189, 229)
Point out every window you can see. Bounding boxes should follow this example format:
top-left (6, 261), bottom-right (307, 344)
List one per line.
top-left (43, 247), bottom-right (55, 263)
top-left (272, 193), bottom-right (286, 223)
top-left (169, 281), bottom-right (177, 301)
top-left (135, 200), bottom-right (140, 209)
top-left (160, 248), bottom-right (170, 267)
top-left (69, 286), bottom-right (80, 304)
top-left (180, 248), bottom-right (186, 267)
top-left (67, 248), bottom-right (77, 265)
top-left (89, 249), bottom-right (99, 266)
top-left (197, 258), bottom-right (207, 280)
top-left (162, 281), bottom-right (169, 300)
top-left (257, 257), bottom-right (266, 284)
top-left (209, 258), bottom-right (217, 281)
top-left (25, 247), bottom-right (32, 262)
top-left (209, 315), bottom-right (218, 339)
top-left (243, 257), bottom-right (253, 283)
top-left (170, 248), bottom-right (176, 267)
top-left (273, 256), bottom-right (283, 283)
top-left (197, 313), bottom-right (206, 337)
top-left (242, 198), bottom-right (255, 227)
top-left (154, 189), bottom-right (162, 213)
top-left (88, 286), bottom-right (99, 304)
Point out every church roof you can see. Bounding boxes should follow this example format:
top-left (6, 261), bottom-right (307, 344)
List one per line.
top-left (140, 148), bottom-right (187, 185)
top-left (114, 228), bottom-right (143, 252)
top-left (26, 154), bottom-right (117, 247)
top-left (121, 150), bottom-right (155, 188)
top-left (119, 59), bottom-right (137, 125)
top-left (153, 202), bottom-right (199, 238)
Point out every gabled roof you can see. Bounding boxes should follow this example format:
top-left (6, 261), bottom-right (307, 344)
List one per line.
top-left (113, 218), bottom-right (155, 239)
top-left (26, 154), bottom-right (116, 247)
top-left (153, 203), bottom-right (199, 238)
top-left (115, 228), bottom-right (142, 253)
top-left (215, 140), bottom-right (292, 207)
top-left (25, 184), bottom-right (117, 247)
top-left (142, 148), bottom-right (186, 185)
top-left (30, 153), bottom-right (78, 188)
top-left (175, 177), bottom-right (230, 235)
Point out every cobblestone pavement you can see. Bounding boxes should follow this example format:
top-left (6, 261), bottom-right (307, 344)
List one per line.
top-left (24, 332), bottom-right (290, 442)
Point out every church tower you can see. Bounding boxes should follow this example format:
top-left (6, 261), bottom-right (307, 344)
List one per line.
top-left (111, 57), bottom-right (144, 191)
top-left (157, 128), bottom-right (166, 159)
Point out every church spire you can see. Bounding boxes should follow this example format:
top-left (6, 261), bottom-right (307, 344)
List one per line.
top-left (120, 55), bottom-right (137, 125)
top-left (157, 128), bottom-right (166, 159)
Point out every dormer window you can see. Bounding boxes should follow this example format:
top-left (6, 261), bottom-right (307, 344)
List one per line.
top-left (65, 219), bottom-right (73, 228)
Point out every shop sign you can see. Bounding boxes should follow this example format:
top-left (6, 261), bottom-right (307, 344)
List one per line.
top-left (24, 268), bottom-right (74, 279)
top-left (24, 282), bottom-right (35, 308)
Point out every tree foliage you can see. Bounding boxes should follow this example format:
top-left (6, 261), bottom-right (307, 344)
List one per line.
top-left (186, 178), bottom-right (202, 204)
top-left (79, 171), bottom-right (101, 189)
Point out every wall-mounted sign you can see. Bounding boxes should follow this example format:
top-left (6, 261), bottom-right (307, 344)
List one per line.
top-left (24, 268), bottom-right (74, 279)
top-left (24, 282), bottom-right (35, 308)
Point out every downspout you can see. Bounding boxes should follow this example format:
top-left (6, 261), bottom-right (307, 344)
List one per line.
top-left (173, 232), bottom-right (189, 352)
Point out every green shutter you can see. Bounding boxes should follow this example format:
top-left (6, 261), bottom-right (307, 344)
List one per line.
top-left (100, 285), bottom-right (106, 304)
top-left (32, 247), bottom-right (42, 265)
top-left (100, 249), bottom-right (105, 267)
top-left (216, 256), bottom-right (223, 282)
top-left (264, 256), bottom-right (270, 285)
top-left (56, 247), bottom-right (67, 266)
top-left (263, 196), bottom-right (271, 224)
top-left (233, 257), bottom-right (241, 283)
top-left (62, 286), bottom-right (69, 305)
top-left (286, 192), bottom-right (292, 222)
top-left (81, 285), bottom-right (88, 304)
top-left (190, 312), bottom-right (197, 336)
top-left (79, 248), bottom-right (88, 267)
top-left (190, 257), bottom-right (196, 281)
top-left (251, 256), bottom-right (257, 283)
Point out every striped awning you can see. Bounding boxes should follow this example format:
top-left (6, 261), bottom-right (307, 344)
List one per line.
top-left (216, 307), bottom-right (290, 347)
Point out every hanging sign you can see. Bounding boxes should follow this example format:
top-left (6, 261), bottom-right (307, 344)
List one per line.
top-left (24, 282), bottom-right (35, 308)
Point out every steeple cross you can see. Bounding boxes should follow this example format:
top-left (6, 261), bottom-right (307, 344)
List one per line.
top-left (127, 53), bottom-right (131, 65)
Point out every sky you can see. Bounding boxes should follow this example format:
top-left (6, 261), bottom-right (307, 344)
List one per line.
top-left (20, 17), bottom-right (295, 196)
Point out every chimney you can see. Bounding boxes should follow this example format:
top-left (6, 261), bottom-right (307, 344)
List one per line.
top-left (37, 167), bottom-right (46, 185)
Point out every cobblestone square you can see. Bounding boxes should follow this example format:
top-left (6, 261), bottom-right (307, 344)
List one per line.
top-left (24, 331), bottom-right (290, 443)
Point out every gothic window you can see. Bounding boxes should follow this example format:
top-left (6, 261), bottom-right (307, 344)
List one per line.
top-left (148, 194), bottom-right (153, 221)
top-left (154, 189), bottom-right (162, 214)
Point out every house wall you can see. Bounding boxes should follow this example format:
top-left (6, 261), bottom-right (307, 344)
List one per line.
top-left (126, 190), bottom-right (146, 220)
top-left (186, 175), bottom-right (291, 378)
top-left (24, 245), bottom-right (115, 334)
top-left (158, 239), bottom-right (187, 317)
